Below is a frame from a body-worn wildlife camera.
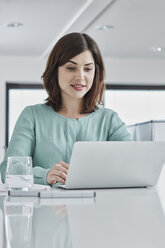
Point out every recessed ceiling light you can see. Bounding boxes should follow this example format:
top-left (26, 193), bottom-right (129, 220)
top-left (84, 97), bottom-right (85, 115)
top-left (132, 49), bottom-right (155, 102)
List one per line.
top-left (150, 47), bottom-right (165, 53)
top-left (6, 22), bottom-right (23, 28)
top-left (95, 25), bottom-right (114, 31)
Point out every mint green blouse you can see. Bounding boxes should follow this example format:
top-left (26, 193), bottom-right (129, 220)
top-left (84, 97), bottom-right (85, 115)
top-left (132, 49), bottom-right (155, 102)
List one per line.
top-left (0, 104), bottom-right (131, 185)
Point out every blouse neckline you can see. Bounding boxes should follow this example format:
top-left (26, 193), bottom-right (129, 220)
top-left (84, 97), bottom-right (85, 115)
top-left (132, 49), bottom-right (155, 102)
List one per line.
top-left (45, 104), bottom-right (99, 121)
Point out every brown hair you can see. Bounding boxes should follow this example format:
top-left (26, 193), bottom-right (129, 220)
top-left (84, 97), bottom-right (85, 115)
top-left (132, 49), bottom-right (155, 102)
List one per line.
top-left (42, 32), bottom-right (105, 113)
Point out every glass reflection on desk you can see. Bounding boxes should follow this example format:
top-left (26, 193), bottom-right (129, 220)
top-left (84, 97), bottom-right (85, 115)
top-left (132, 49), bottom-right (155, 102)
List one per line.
top-left (4, 197), bottom-right (33, 248)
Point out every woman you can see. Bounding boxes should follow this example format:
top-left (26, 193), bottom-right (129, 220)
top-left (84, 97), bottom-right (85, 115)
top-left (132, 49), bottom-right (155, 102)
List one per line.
top-left (0, 32), bottom-right (131, 185)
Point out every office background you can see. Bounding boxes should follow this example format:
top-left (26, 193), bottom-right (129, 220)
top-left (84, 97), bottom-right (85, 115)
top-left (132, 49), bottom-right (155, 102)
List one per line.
top-left (0, 0), bottom-right (165, 161)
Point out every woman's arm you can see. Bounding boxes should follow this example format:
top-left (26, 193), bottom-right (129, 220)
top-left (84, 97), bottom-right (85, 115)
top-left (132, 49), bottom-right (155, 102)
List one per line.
top-left (108, 112), bottom-right (132, 141)
top-left (0, 106), bottom-right (50, 185)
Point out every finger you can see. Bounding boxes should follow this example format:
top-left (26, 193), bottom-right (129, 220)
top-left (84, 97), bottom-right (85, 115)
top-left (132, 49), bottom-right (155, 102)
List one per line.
top-left (55, 164), bottom-right (68, 174)
top-left (53, 170), bottom-right (67, 180)
top-left (52, 162), bottom-right (69, 172)
top-left (59, 161), bottom-right (69, 169)
top-left (52, 175), bottom-right (65, 184)
top-left (47, 169), bottom-right (65, 185)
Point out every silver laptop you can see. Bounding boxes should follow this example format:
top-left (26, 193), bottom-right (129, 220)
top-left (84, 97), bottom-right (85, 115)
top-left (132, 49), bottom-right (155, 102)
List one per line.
top-left (57, 141), bottom-right (165, 189)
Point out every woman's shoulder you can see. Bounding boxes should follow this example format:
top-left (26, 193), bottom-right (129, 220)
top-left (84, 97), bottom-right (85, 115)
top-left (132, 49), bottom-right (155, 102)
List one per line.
top-left (95, 107), bottom-right (118, 118)
top-left (19, 104), bottom-right (53, 121)
top-left (23, 103), bottom-right (51, 113)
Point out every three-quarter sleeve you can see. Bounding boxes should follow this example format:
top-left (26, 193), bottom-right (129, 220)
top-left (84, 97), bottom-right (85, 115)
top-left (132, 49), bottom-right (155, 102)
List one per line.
top-left (0, 106), bottom-right (50, 185)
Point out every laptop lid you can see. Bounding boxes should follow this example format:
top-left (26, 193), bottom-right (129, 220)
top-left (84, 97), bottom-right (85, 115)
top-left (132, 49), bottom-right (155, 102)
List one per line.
top-left (62, 141), bottom-right (165, 189)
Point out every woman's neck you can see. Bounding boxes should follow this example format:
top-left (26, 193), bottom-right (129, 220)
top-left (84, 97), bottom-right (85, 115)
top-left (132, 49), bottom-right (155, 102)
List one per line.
top-left (58, 98), bottom-right (84, 119)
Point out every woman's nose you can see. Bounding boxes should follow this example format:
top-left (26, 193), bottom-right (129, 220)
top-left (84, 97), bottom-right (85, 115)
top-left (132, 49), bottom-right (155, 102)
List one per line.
top-left (75, 69), bottom-right (85, 82)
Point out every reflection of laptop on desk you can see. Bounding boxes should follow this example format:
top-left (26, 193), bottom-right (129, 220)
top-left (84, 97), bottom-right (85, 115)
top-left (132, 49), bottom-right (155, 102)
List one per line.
top-left (67, 188), bottom-right (165, 248)
top-left (57, 141), bottom-right (165, 189)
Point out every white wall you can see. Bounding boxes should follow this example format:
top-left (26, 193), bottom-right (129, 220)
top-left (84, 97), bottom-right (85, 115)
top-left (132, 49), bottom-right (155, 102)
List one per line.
top-left (104, 58), bottom-right (165, 84)
top-left (0, 56), bottom-right (165, 162)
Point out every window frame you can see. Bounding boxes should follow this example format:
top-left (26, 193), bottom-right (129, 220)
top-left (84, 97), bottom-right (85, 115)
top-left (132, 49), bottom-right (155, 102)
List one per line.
top-left (105, 84), bottom-right (165, 91)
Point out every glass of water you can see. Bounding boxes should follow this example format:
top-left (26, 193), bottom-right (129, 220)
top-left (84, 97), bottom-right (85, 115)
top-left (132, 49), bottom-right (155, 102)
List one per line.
top-left (5, 156), bottom-right (33, 190)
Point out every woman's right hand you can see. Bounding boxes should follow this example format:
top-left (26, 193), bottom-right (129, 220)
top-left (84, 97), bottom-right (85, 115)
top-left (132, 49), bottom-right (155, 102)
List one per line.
top-left (46, 161), bottom-right (69, 185)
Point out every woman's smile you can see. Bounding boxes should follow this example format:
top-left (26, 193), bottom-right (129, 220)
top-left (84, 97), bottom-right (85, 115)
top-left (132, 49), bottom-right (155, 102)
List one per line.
top-left (71, 83), bottom-right (86, 91)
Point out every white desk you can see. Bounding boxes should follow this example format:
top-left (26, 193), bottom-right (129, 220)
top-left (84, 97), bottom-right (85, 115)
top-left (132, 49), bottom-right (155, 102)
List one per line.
top-left (0, 168), bottom-right (165, 248)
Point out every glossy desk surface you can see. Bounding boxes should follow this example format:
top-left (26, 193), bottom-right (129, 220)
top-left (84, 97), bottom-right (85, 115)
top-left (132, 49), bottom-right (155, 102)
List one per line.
top-left (1, 167), bottom-right (165, 248)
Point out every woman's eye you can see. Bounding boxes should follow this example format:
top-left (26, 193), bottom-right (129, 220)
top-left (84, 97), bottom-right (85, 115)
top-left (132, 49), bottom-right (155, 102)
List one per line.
top-left (85, 68), bottom-right (93, 71)
top-left (67, 67), bottom-right (75, 70)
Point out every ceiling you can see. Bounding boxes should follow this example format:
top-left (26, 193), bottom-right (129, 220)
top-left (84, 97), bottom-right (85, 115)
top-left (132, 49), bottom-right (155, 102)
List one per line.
top-left (0, 0), bottom-right (165, 59)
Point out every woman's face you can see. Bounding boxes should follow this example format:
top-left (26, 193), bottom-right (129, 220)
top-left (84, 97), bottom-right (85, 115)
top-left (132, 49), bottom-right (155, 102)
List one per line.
top-left (58, 50), bottom-right (95, 101)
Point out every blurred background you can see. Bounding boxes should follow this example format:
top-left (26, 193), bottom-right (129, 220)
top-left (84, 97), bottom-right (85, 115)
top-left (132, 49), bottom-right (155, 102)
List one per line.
top-left (0, 0), bottom-right (165, 160)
